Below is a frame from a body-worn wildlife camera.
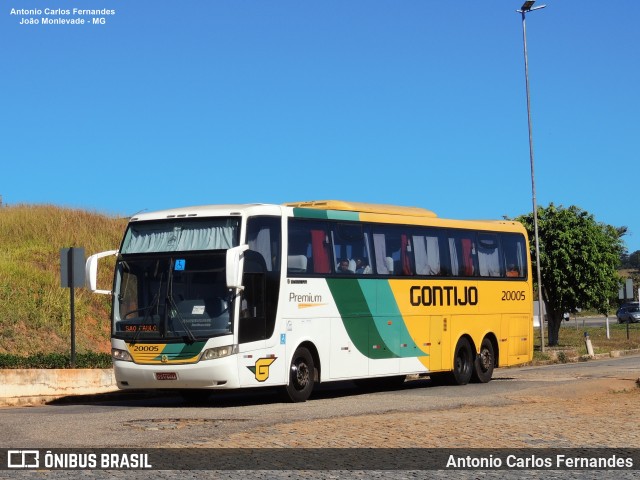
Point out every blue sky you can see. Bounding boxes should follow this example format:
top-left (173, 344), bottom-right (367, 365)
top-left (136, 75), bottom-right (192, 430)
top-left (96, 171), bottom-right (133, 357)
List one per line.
top-left (2, 1), bottom-right (639, 253)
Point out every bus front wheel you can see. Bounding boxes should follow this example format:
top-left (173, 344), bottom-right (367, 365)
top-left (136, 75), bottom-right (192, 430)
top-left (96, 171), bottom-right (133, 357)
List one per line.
top-left (284, 347), bottom-right (315, 402)
top-left (451, 337), bottom-right (474, 385)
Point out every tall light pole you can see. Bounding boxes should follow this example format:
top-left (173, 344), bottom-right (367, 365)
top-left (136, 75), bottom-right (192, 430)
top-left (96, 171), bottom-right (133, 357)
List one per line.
top-left (517, 0), bottom-right (546, 352)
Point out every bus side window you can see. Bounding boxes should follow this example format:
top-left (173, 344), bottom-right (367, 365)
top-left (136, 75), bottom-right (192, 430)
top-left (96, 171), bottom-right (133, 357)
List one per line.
top-left (477, 233), bottom-right (501, 277)
top-left (413, 233), bottom-right (441, 276)
top-left (373, 233), bottom-right (391, 275)
top-left (372, 227), bottom-right (414, 276)
top-left (246, 216), bottom-right (281, 273)
top-left (331, 223), bottom-right (371, 275)
top-left (501, 233), bottom-right (527, 279)
top-left (287, 219), bottom-right (331, 274)
top-left (447, 231), bottom-right (478, 277)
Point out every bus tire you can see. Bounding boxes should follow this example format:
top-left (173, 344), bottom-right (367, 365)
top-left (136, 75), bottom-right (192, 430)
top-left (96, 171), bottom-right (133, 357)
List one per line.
top-left (451, 337), bottom-right (474, 385)
top-left (471, 338), bottom-right (495, 383)
top-left (284, 346), bottom-right (315, 402)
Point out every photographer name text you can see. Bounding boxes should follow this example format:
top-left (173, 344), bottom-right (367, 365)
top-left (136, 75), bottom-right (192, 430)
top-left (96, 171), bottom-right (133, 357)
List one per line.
top-left (10, 8), bottom-right (116, 26)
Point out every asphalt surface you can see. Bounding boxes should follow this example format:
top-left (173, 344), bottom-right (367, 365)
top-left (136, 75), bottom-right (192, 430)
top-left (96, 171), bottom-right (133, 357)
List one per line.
top-left (1, 355), bottom-right (639, 479)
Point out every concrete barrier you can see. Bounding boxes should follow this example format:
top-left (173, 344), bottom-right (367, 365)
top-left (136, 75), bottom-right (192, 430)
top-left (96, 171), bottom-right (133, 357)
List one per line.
top-left (0, 369), bottom-right (117, 407)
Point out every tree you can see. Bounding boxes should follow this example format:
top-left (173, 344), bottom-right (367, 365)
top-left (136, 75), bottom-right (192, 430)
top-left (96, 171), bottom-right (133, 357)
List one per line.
top-left (622, 250), bottom-right (640, 270)
top-left (517, 204), bottom-right (624, 346)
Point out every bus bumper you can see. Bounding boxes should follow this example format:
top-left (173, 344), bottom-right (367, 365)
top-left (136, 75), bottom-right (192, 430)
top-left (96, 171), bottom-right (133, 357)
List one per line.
top-left (113, 356), bottom-right (240, 390)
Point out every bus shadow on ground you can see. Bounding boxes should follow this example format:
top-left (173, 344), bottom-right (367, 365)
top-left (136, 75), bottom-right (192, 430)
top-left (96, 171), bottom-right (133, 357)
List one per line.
top-left (45, 378), bottom-right (441, 409)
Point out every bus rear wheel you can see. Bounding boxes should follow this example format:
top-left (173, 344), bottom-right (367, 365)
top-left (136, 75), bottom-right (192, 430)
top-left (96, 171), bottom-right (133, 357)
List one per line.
top-left (283, 347), bottom-right (315, 402)
top-left (471, 338), bottom-right (495, 383)
top-left (451, 337), bottom-right (474, 385)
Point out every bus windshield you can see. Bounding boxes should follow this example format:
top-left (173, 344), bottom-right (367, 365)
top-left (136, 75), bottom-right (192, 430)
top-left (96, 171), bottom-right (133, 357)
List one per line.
top-left (113, 251), bottom-right (232, 342)
top-left (121, 218), bottom-right (239, 254)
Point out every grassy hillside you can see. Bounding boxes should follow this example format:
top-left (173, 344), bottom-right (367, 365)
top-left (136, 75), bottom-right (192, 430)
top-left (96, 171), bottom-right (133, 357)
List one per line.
top-left (1, 204), bottom-right (637, 359)
top-left (0, 204), bottom-right (128, 355)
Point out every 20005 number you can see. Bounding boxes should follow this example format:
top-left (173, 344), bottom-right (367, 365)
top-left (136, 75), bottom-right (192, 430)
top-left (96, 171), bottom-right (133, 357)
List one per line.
top-left (132, 345), bottom-right (159, 352)
top-left (502, 290), bottom-right (526, 301)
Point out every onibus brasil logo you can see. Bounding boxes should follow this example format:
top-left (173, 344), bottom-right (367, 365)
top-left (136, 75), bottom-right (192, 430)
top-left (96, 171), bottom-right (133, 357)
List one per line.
top-left (247, 357), bottom-right (277, 382)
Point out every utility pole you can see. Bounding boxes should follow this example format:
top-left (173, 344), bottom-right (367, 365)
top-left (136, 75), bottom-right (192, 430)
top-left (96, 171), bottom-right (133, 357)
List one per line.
top-left (517, 0), bottom-right (547, 352)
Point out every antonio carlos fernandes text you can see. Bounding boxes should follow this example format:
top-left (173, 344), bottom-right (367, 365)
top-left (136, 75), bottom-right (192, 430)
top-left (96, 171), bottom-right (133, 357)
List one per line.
top-left (10, 8), bottom-right (116, 16)
top-left (446, 454), bottom-right (634, 469)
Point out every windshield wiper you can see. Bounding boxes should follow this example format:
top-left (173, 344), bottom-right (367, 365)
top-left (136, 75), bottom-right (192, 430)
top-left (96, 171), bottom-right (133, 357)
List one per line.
top-left (166, 258), bottom-right (197, 344)
top-left (130, 268), bottom-right (164, 345)
top-left (129, 292), bottom-right (160, 346)
top-left (165, 294), bottom-right (197, 345)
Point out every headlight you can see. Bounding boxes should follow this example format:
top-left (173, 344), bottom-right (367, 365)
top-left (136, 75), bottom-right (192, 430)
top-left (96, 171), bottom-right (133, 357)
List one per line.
top-left (200, 345), bottom-right (238, 361)
top-left (112, 348), bottom-right (133, 362)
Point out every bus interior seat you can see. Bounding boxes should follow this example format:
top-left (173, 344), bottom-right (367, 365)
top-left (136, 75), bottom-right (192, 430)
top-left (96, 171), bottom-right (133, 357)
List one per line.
top-left (244, 249), bottom-right (268, 273)
top-left (207, 297), bottom-right (228, 317)
top-left (175, 298), bottom-right (229, 330)
top-left (288, 255), bottom-right (308, 273)
top-left (385, 257), bottom-right (394, 274)
top-left (208, 297), bottom-right (230, 329)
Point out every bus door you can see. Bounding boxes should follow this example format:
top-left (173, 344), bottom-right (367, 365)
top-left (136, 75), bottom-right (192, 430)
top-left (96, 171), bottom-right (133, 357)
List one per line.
top-left (237, 250), bottom-right (284, 387)
top-left (504, 313), bottom-right (530, 365)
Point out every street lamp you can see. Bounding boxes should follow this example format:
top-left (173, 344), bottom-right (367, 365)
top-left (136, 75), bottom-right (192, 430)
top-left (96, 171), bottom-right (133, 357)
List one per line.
top-left (517, 0), bottom-right (547, 352)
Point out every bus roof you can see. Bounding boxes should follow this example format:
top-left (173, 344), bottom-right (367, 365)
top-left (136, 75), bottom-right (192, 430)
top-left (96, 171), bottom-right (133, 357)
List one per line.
top-left (127, 202), bottom-right (524, 233)
top-left (128, 204), bottom-right (282, 222)
top-left (284, 200), bottom-right (437, 218)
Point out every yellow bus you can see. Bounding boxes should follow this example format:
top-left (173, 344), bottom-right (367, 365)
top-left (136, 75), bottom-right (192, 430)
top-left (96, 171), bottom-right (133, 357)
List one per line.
top-left (86, 200), bottom-right (533, 402)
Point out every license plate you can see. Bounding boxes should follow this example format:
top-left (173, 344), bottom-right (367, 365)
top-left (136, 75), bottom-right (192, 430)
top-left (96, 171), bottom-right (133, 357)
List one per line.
top-left (155, 372), bottom-right (177, 381)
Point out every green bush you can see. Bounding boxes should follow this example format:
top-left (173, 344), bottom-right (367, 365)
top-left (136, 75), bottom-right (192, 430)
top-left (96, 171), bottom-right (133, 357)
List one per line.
top-left (0, 352), bottom-right (112, 369)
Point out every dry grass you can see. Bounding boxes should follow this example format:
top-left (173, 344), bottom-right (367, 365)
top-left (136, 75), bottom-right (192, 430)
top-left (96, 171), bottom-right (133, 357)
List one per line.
top-left (0, 204), bottom-right (127, 354)
top-left (2, 204), bottom-right (638, 359)
top-left (533, 322), bottom-right (640, 361)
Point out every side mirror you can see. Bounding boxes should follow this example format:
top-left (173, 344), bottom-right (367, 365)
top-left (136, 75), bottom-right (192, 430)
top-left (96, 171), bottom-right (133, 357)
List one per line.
top-left (85, 250), bottom-right (118, 294)
top-left (226, 245), bottom-right (249, 290)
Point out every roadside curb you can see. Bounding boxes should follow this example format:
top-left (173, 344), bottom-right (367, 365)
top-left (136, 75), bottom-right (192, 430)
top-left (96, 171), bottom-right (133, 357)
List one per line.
top-left (581, 348), bottom-right (640, 361)
top-left (0, 368), bottom-right (117, 407)
top-left (532, 348), bottom-right (640, 366)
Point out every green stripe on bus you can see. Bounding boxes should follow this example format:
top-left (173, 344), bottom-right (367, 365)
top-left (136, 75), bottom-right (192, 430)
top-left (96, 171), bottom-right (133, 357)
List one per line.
top-left (362, 280), bottom-right (403, 357)
top-left (155, 341), bottom-right (206, 361)
top-left (326, 278), bottom-right (398, 359)
top-left (293, 208), bottom-right (359, 221)
top-left (360, 280), bottom-right (423, 358)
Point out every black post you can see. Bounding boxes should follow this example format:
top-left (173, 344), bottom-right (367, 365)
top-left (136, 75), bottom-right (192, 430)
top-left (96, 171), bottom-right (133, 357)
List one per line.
top-left (60, 247), bottom-right (84, 368)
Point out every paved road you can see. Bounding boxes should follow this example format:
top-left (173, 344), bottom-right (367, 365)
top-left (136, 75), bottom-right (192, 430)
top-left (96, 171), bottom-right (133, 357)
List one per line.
top-left (1, 355), bottom-right (639, 479)
top-left (560, 316), bottom-right (619, 328)
top-left (0, 355), bottom-right (636, 448)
